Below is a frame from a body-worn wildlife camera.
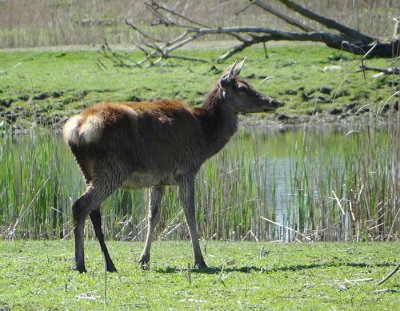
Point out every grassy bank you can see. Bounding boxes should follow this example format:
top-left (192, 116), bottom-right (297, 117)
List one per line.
top-left (0, 241), bottom-right (399, 310)
top-left (0, 45), bottom-right (398, 129)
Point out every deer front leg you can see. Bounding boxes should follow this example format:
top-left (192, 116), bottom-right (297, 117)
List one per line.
top-left (139, 186), bottom-right (164, 267)
top-left (179, 177), bottom-right (207, 269)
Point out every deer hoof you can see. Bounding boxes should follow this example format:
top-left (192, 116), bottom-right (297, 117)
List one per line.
top-left (138, 255), bottom-right (150, 270)
top-left (74, 265), bottom-right (87, 273)
top-left (194, 260), bottom-right (207, 269)
top-left (107, 263), bottom-right (118, 273)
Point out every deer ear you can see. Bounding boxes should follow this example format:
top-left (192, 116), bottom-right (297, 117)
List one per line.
top-left (233, 57), bottom-right (246, 76)
top-left (221, 60), bottom-right (237, 77)
top-left (220, 59), bottom-right (238, 88)
top-left (219, 74), bottom-right (230, 88)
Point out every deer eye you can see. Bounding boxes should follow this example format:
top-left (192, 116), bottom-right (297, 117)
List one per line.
top-left (237, 85), bottom-right (248, 93)
top-left (236, 82), bottom-right (248, 91)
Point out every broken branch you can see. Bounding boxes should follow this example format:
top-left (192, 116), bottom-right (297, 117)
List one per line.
top-left (252, 0), bottom-right (314, 32)
top-left (376, 264), bottom-right (400, 286)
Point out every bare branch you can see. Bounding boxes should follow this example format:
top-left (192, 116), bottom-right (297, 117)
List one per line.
top-left (100, 1), bottom-right (400, 68)
top-left (376, 264), bottom-right (400, 286)
top-left (252, 0), bottom-right (315, 32)
top-left (218, 40), bottom-right (254, 61)
top-left (125, 19), bottom-right (162, 42)
top-left (163, 54), bottom-right (208, 63)
top-left (276, 0), bottom-right (374, 43)
top-left (148, 0), bottom-right (210, 29)
top-left (359, 65), bottom-right (400, 76)
top-left (234, 1), bottom-right (254, 17)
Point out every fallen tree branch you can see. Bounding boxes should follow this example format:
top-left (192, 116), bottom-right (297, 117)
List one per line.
top-left (359, 65), bottom-right (400, 77)
top-left (146, 0), bottom-right (210, 28)
top-left (276, 0), bottom-right (374, 43)
top-left (376, 264), bottom-right (400, 286)
top-left (251, 0), bottom-right (314, 32)
top-left (101, 1), bottom-right (400, 67)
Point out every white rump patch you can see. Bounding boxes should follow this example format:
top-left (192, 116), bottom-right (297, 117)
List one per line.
top-left (63, 114), bottom-right (104, 145)
top-left (78, 114), bottom-right (104, 144)
top-left (62, 115), bottom-right (81, 145)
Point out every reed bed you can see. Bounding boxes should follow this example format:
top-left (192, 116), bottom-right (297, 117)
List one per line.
top-left (0, 0), bottom-right (397, 49)
top-left (1, 119), bottom-right (399, 242)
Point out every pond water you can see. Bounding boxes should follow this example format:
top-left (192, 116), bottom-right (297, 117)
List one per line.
top-left (1, 122), bottom-right (399, 242)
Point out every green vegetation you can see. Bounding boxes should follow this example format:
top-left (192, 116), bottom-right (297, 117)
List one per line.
top-left (0, 45), bottom-right (398, 129)
top-left (1, 124), bottom-right (399, 242)
top-left (0, 241), bottom-right (399, 310)
top-left (1, 2), bottom-right (399, 308)
top-left (1, 44), bottom-right (399, 309)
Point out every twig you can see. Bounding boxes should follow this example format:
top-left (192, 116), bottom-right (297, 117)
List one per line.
top-left (344, 278), bottom-right (374, 283)
top-left (125, 19), bottom-right (162, 42)
top-left (8, 177), bottom-right (50, 239)
top-left (261, 216), bottom-right (312, 241)
top-left (252, 0), bottom-right (314, 32)
top-left (375, 264), bottom-right (400, 286)
top-left (233, 1), bottom-right (254, 18)
top-left (148, 0), bottom-right (210, 29)
top-left (359, 64), bottom-right (400, 77)
top-left (218, 266), bottom-right (226, 286)
top-left (360, 42), bottom-right (378, 80)
top-left (242, 229), bottom-right (259, 242)
top-left (276, 0), bottom-right (374, 43)
top-left (331, 190), bottom-right (345, 215)
top-left (187, 263), bottom-right (192, 284)
top-left (373, 288), bottom-right (399, 294)
top-left (158, 210), bottom-right (183, 240)
top-left (375, 90), bottom-right (400, 117)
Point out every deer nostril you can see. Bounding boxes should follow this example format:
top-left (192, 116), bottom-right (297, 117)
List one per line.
top-left (271, 100), bottom-right (284, 107)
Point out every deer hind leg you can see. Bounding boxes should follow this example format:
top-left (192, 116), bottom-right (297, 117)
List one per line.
top-left (139, 186), bottom-right (164, 267)
top-left (72, 164), bottom-right (132, 273)
top-left (90, 207), bottom-right (117, 272)
top-left (179, 177), bottom-right (207, 269)
top-left (72, 188), bottom-right (97, 273)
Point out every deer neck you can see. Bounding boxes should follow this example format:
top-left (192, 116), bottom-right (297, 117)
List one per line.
top-left (195, 87), bottom-right (238, 157)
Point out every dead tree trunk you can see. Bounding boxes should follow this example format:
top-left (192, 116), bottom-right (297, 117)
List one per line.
top-left (100, 0), bottom-right (400, 67)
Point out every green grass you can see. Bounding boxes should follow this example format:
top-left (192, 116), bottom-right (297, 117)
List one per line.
top-left (0, 241), bottom-right (399, 310)
top-left (1, 43), bottom-right (399, 309)
top-left (0, 45), bottom-right (398, 129)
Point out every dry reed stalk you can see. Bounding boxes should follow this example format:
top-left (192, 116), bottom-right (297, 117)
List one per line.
top-left (0, 0), bottom-right (397, 48)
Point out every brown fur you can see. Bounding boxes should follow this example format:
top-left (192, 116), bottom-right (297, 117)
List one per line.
top-left (63, 60), bottom-right (281, 272)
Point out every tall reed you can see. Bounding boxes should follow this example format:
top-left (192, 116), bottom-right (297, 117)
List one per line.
top-left (1, 121), bottom-right (399, 242)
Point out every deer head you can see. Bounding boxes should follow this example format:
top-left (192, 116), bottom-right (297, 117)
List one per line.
top-left (219, 58), bottom-right (282, 113)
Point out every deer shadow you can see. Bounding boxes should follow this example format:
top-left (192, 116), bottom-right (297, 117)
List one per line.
top-left (155, 261), bottom-right (394, 275)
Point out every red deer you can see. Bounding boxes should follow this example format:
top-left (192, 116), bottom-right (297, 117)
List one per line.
top-left (63, 59), bottom-right (282, 273)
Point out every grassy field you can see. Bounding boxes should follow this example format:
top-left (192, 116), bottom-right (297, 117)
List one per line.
top-left (0, 45), bottom-right (398, 129)
top-left (0, 241), bottom-right (399, 310)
